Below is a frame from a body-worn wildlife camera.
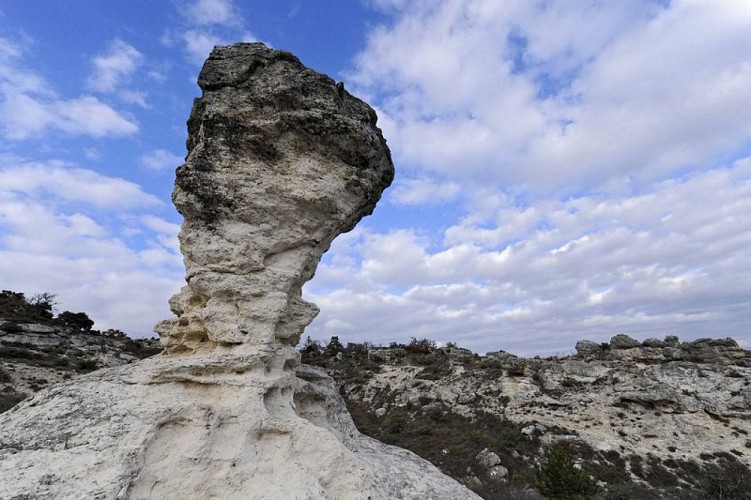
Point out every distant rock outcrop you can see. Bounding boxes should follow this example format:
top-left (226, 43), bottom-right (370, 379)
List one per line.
top-left (313, 335), bottom-right (751, 498)
top-left (0, 43), bottom-right (477, 499)
top-left (0, 323), bottom-right (160, 413)
top-left (575, 334), bottom-right (751, 366)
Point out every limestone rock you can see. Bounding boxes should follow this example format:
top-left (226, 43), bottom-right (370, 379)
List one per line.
top-left (0, 352), bottom-right (478, 499)
top-left (156, 42), bottom-right (394, 353)
top-left (574, 339), bottom-right (600, 355)
top-left (575, 334), bottom-right (751, 366)
top-left (609, 334), bottom-right (640, 349)
top-left (331, 335), bottom-right (751, 494)
top-left (0, 43), bottom-right (478, 500)
top-left (476, 448), bottom-right (502, 469)
top-left (476, 448), bottom-right (509, 481)
top-left (457, 392), bottom-right (477, 404)
top-left (665, 335), bottom-right (680, 347)
top-left (489, 465), bottom-right (509, 480)
top-left (641, 337), bottom-right (667, 348)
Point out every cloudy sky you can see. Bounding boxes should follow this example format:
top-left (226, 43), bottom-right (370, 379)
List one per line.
top-left (1, 0), bottom-right (750, 355)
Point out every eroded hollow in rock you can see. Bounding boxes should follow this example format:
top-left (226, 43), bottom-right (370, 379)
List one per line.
top-left (155, 43), bottom-right (394, 353)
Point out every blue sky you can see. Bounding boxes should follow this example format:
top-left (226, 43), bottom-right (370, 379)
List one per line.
top-left (1, 0), bottom-right (750, 355)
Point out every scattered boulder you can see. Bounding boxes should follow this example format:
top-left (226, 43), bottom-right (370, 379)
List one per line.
top-left (476, 449), bottom-right (508, 481)
top-left (476, 448), bottom-right (502, 469)
top-left (457, 392), bottom-right (477, 404)
top-left (642, 338), bottom-right (667, 348)
top-left (575, 340), bottom-right (601, 355)
top-left (610, 334), bottom-right (640, 349)
top-left (682, 338), bottom-right (747, 365)
top-left (665, 335), bottom-right (680, 347)
top-left (489, 465), bottom-right (509, 480)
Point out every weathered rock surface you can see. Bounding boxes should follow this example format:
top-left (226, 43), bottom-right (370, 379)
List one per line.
top-left (0, 323), bottom-right (160, 413)
top-left (1, 350), bottom-right (477, 499)
top-left (155, 43), bottom-right (394, 353)
top-left (0, 43), bottom-right (477, 499)
top-left (324, 336), bottom-right (751, 497)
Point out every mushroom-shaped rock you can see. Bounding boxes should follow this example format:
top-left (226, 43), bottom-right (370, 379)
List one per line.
top-left (0, 44), bottom-right (479, 500)
top-left (156, 43), bottom-right (394, 352)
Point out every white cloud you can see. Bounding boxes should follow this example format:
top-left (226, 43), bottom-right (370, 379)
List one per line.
top-left (0, 159), bottom-right (161, 208)
top-left (0, 38), bottom-right (138, 140)
top-left (139, 149), bottom-right (184, 171)
top-left (350, 1), bottom-right (751, 192)
top-left (141, 215), bottom-right (181, 255)
top-left (0, 158), bottom-right (182, 337)
top-left (302, 0), bottom-right (751, 354)
top-left (87, 39), bottom-right (143, 93)
top-left (170, 0), bottom-right (255, 65)
top-left (364, 0), bottom-right (410, 13)
top-left (305, 157), bottom-right (751, 355)
top-left (0, 94), bottom-right (139, 139)
top-left (185, 0), bottom-right (242, 27)
top-left (179, 29), bottom-right (257, 65)
top-left (389, 176), bottom-right (460, 206)
top-left (0, 37), bottom-right (21, 61)
top-left (52, 96), bottom-right (138, 137)
top-left (118, 90), bottom-right (148, 108)
top-left (183, 30), bottom-right (225, 65)
top-left (141, 214), bottom-right (180, 235)
top-left (84, 148), bottom-right (100, 161)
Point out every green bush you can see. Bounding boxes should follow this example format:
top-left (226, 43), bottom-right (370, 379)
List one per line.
top-left (0, 392), bottom-right (26, 414)
top-left (405, 337), bottom-right (436, 355)
top-left (700, 455), bottom-right (751, 500)
top-left (75, 358), bottom-right (99, 372)
top-left (325, 336), bottom-right (345, 356)
top-left (56, 311), bottom-right (94, 332)
top-left (0, 290), bottom-right (56, 324)
top-left (534, 444), bottom-right (600, 499)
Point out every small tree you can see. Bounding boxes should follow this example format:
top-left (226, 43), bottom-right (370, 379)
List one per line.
top-left (300, 336), bottom-right (324, 356)
top-left (0, 290), bottom-right (56, 323)
top-left (534, 444), bottom-right (600, 499)
top-left (28, 292), bottom-right (57, 319)
top-left (405, 337), bottom-right (436, 354)
top-left (325, 336), bottom-right (345, 356)
top-left (299, 336), bottom-right (326, 366)
top-left (57, 311), bottom-right (94, 332)
top-left (102, 328), bottom-right (127, 338)
top-left (0, 290), bottom-right (27, 313)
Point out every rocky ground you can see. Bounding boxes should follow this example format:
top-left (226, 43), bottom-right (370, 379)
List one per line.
top-left (4, 322), bottom-right (750, 498)
top-left (302, 334), bottom-right (751, 499)
top-left (0, 322), bottom-right (160, 413)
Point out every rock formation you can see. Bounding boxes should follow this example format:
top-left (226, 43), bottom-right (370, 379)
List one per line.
top-left (0, 323), bottom-right (160, 413)
top-left (0, 43), bottom-right (479, 499)
top-left (156, 43), bottom-right (394, 353)
top-left (320, 335), bottom-right (751, 497)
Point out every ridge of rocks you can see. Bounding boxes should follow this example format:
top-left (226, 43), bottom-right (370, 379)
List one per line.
top-left (306, 334), bottom-right (750, 498)
top-left (3, 323), bottom-right (750, 498)
top-left (574, 334), bottom-right (750, 365)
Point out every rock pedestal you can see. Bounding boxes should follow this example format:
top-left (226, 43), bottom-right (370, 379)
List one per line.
top-left (0, 43), bottom-right (478, 499)
top-left (156, 43), bottom-right (394, 353)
